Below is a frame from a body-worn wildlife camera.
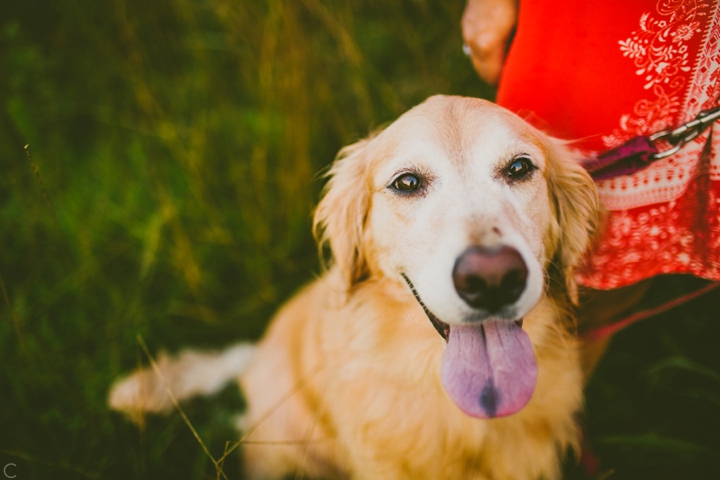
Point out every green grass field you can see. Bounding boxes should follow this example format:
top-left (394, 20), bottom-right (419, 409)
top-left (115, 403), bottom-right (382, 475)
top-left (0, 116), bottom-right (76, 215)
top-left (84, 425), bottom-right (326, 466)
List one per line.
top-left (1, 1), bottom-right (719, 478)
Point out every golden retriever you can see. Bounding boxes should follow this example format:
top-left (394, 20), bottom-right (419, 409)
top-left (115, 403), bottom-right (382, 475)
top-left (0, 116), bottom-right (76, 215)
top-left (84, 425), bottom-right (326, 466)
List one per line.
top-left (110, 95), bottom-right (600, 479)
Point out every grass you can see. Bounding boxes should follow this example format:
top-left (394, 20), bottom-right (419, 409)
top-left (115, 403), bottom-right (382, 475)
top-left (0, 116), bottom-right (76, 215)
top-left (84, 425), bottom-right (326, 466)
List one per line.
top-left (0, 1), bottom-right (718, 478)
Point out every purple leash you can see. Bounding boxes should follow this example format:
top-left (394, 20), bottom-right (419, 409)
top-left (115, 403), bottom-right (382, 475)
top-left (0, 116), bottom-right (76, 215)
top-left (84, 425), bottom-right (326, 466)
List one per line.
top-left (582, 106), bottom-right (720, 180)
top-left (578, 105), bottom-right (720, 342)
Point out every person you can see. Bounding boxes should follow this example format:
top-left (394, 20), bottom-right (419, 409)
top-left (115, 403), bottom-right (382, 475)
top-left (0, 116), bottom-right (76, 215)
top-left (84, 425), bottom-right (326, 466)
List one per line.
top-left (462, 0), bottom-right (720, 376)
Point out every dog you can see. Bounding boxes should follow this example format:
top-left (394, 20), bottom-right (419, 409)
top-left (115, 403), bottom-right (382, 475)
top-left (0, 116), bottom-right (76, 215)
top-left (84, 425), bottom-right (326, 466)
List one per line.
top-left (110, 95), bottom-right (600, 479)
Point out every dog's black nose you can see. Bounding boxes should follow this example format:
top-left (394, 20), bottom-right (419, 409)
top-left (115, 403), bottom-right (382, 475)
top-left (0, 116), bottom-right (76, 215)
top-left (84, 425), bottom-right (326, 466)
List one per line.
top-left (452, 246), bottom-right (528, 312)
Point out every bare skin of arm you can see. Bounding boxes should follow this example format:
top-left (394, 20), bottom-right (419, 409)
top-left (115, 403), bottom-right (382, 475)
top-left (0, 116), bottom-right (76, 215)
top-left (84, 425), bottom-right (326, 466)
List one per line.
top-left (461, 0), bottom-right (518, 85)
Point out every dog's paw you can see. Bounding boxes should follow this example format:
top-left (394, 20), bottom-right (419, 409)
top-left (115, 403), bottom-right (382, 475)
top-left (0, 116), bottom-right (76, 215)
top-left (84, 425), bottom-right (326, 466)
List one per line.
top-left (108, 343), bottom-right (257, 421)
top-left (108, 353), bottom-right (176, 419)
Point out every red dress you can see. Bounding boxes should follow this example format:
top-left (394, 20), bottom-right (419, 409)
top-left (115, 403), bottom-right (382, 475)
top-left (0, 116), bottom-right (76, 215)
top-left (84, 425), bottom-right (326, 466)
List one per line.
top-left (497, 0), bottom-right (720, 289)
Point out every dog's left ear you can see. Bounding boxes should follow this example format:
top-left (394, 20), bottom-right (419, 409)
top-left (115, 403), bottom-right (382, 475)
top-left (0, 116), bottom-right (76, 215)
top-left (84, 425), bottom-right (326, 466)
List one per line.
top-left (543, 135), bottom-right (601, 303)
top-left (313, 137), bottom-right (374, 288)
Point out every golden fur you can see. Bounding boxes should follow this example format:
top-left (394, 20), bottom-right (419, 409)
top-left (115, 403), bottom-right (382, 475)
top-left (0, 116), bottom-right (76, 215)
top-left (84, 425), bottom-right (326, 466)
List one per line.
top-left (241, 96), bottom-right (599, 479)
top-left (110, 96), bottom-right (600, 479)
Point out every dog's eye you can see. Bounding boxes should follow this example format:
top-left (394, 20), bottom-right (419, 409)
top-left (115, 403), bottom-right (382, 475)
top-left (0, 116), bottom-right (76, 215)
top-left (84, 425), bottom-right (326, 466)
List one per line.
top-left (506, 157), bottom-right (536, 180)
top-left (392, 173), bottom-right (421, 192)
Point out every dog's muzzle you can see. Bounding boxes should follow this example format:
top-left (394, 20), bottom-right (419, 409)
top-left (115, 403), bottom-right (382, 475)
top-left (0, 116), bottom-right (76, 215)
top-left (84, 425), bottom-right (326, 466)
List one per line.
top-left (401, 260), bottom-right (538, 420)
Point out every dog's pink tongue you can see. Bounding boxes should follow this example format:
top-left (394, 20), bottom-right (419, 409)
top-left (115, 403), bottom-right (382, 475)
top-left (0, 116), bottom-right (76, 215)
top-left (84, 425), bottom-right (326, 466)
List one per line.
top-left (441, 321), bottom-right (537, 418)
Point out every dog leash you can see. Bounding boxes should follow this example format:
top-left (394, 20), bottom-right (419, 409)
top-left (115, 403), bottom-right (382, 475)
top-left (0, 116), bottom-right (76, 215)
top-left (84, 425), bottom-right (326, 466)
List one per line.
top-left (579, 281), bottom-right (720, 342)
top-left (582, 105), bottom-right (720, 180)
top-left (577, 107), bottom-right (720, 342)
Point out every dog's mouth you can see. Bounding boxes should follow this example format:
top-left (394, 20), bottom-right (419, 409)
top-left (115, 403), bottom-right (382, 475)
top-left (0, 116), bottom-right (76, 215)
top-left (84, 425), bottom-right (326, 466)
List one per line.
top-left (401, 273), bottom-right (538, 419)
top-left (402, 273), bottom-right (451, 340)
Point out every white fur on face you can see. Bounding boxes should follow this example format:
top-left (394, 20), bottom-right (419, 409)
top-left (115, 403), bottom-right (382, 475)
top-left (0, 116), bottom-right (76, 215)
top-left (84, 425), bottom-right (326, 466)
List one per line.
top-left (366, 97), bottom-right (552, 325)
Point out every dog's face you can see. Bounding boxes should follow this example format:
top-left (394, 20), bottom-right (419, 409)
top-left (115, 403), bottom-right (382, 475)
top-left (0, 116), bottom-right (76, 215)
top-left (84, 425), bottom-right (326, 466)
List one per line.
top-left (369, 100), bottom-right (551, 325)
top-left (315, 96), bottom-right (599, 419)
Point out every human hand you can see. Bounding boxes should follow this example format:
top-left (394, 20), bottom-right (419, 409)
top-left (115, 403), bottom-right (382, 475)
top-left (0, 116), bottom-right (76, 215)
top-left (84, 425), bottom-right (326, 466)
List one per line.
top-left (461, 0), bottom-right (518, 85)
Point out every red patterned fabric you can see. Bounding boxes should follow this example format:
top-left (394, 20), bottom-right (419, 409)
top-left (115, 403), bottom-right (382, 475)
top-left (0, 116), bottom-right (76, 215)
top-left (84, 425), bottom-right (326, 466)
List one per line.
top-left (497, 0), bottom-right (720, 289)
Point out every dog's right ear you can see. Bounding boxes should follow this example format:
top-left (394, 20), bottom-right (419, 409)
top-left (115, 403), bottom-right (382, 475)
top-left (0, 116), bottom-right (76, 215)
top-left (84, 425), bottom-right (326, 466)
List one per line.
top-left (543, 135), bottom-right (601, 303)
top-left (313, 137), bottom-right (374, 288)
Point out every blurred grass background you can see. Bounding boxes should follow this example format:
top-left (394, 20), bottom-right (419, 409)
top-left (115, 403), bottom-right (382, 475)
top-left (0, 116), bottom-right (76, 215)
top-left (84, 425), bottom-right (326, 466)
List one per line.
top-left (0, 0), bottom-right (718, 479)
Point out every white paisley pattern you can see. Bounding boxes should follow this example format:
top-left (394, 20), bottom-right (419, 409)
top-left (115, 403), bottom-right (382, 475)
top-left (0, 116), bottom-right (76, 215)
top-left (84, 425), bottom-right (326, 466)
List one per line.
top-left (596, 0), bottom-right (720, 211)
top-left (578, 0), bottom-right (720, 289)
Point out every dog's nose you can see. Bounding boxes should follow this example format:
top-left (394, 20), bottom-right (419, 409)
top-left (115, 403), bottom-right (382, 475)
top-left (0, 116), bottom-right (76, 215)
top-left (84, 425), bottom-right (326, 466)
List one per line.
top-left (452, 246), bottom-right (528, 312)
